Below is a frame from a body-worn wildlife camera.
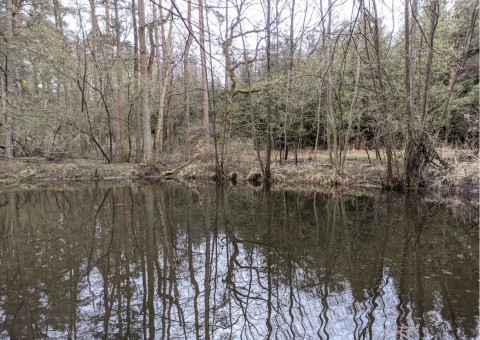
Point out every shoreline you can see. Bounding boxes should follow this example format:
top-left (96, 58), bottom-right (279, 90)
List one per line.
top-left (0, 153), bottom-right (477, 203)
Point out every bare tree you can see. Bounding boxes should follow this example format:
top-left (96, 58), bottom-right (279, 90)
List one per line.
top-left (264, 0), bottom-right (273, 183)
top-left (88, 0), bottom-right (124, 162)
top-left (114, 0), bottom-right (127, 161)
top-left (359, 0), bottom-right (394, 187)
top-left (404, 0), bottom-right (440, 187)
top-left (199, 0), bottom-right (210, 132)
top-left (4, 0), bottom-right (17, 158)
top-left (154, 2), bottom-right (173, 157)
top-left (131, 0), bottom-right (141, 161)
top-left (138, 0), bottom-right (153, 161)
top-left (183, 0), bottom-right (193, 134)
top-left (219, 0), bottom-right (261, 179)
top-left (371, 0), bottom-right (393, 188)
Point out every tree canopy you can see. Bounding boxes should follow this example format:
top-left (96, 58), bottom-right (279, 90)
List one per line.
top-left (1, 0), bottom-right (478, 187)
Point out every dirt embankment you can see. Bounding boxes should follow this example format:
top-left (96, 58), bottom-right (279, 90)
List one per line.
top-left (178, 149), bottom-right (479, 197)
top-left (0, 148), bottom-right (478, 199)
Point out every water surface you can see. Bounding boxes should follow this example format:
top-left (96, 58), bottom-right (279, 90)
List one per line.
top-left (0, 183), bottom-right (478, 339)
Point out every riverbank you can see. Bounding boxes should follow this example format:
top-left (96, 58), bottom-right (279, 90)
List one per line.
top-left (0, 148), bottom-right (477, 199)
top-left (178, 148), bottom-right (479, 197)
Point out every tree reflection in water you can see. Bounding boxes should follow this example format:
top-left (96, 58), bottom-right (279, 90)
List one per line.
top-left (0, 183), bottom-right (477, 339)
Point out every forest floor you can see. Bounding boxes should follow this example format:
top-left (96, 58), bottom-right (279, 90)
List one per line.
top-left (0, 146), bottom-right (478, 200)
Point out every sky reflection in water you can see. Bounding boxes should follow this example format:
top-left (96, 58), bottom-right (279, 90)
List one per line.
top-left (0, 183), bottom-right (478, 339)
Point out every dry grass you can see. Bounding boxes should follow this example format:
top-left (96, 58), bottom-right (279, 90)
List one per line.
top-left (0, 142), bottom-right (477, 199)
top-left (181, 140), bottom-right (478, 196)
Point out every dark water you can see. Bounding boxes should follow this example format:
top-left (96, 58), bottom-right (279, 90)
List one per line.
top-left (0, 183), bottom-right (478, 339)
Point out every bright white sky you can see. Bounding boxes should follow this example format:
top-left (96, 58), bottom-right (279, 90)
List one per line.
top-left (62, 0), bottom-right (403, 81)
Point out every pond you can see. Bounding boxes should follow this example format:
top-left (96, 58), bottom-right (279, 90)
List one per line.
top-left (0, 183), bottom-right (478, 339)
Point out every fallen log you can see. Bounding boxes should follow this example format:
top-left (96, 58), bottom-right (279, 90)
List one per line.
top-left (138, 159), bottom-right (195, 178)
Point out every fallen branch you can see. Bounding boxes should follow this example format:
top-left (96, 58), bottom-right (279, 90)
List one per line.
top-left (139, 158), bottom-right (195, 177)
top-left (158, 159), bottom-right (194, 176)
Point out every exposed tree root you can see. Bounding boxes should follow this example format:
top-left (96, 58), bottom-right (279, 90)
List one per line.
top-left (404, 131), bottom-right (451, 189)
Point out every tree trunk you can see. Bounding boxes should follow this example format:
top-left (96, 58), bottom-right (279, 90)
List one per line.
top-left (283, 0), bottom-right (296, 165)
top-left (198, 0), bottom-right (210, 132)
top-left (327, 80), bottom-right (338, 171)
top-left (404, 0), bottom-right (415, 134)
top-left (131, 0), bottom-right (141, 162)
top-left (4, 0), bottom-right (16, 158)
top-left (52, 0), bottom-right (63, 30)
top-left (264, 0), bottom-right (273, 182)
top-left (154, 3), bottom-right (173, 158)
top-left (371, 0), bottom-right (393, 188)
top-left (313, 83), bottom-right (323, 165)
top-left (404, 0), bottom-right (416, 185)
top-left (314, 0), bottom-right (329, 167)
top-left (220, 41), bottom-right (232, 177)
top-left (420, 0), bottom-right (439, 129)
top-left (152, 2), bottom-right (162, 147)
top-left (295, 105), bottom-right (304, 166)
top-left (219, 1), bottom-right (230, 178)
top-left (114, 0), bottom-right (126, 161)
top-left (138, 0), bottom-right (153, 161)
top-left (240, 21), bottom-right (265, 177)
top-left (105, 0), bottom-right (124, 163)
top-left (89, 0), bottom-right (122, 162)
top-left (183, 0), bottom-right (193, 135)
top-left (166, 77), bottom-right (174, 149)
top-left (205, 6), bottom-right (220, 178)
top-left (404, 0), bottom-right (439, 188)
top-left (52, 0), bottom-right (65, 102)
top-left (436, 6), bottom-right (477, 138)
top-left (325, 0), bottom-right (340, 173)
top-left (341, 55), bottom-right (361, 168)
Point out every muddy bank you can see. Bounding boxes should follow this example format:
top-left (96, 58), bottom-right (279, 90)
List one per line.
top-left (0, 151), bottom-right (478, 200)
top-left (178, 151), bottom-right (479, 198)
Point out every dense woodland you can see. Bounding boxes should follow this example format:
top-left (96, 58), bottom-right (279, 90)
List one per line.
top-left (0, 0), bottom-right (478, 188)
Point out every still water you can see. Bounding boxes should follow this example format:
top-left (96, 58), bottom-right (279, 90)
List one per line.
top-left (0, 183), bottom-right (478, 339)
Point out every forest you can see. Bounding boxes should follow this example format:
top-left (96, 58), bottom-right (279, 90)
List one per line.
top-left (0, 0), bottom-right (478, 189)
